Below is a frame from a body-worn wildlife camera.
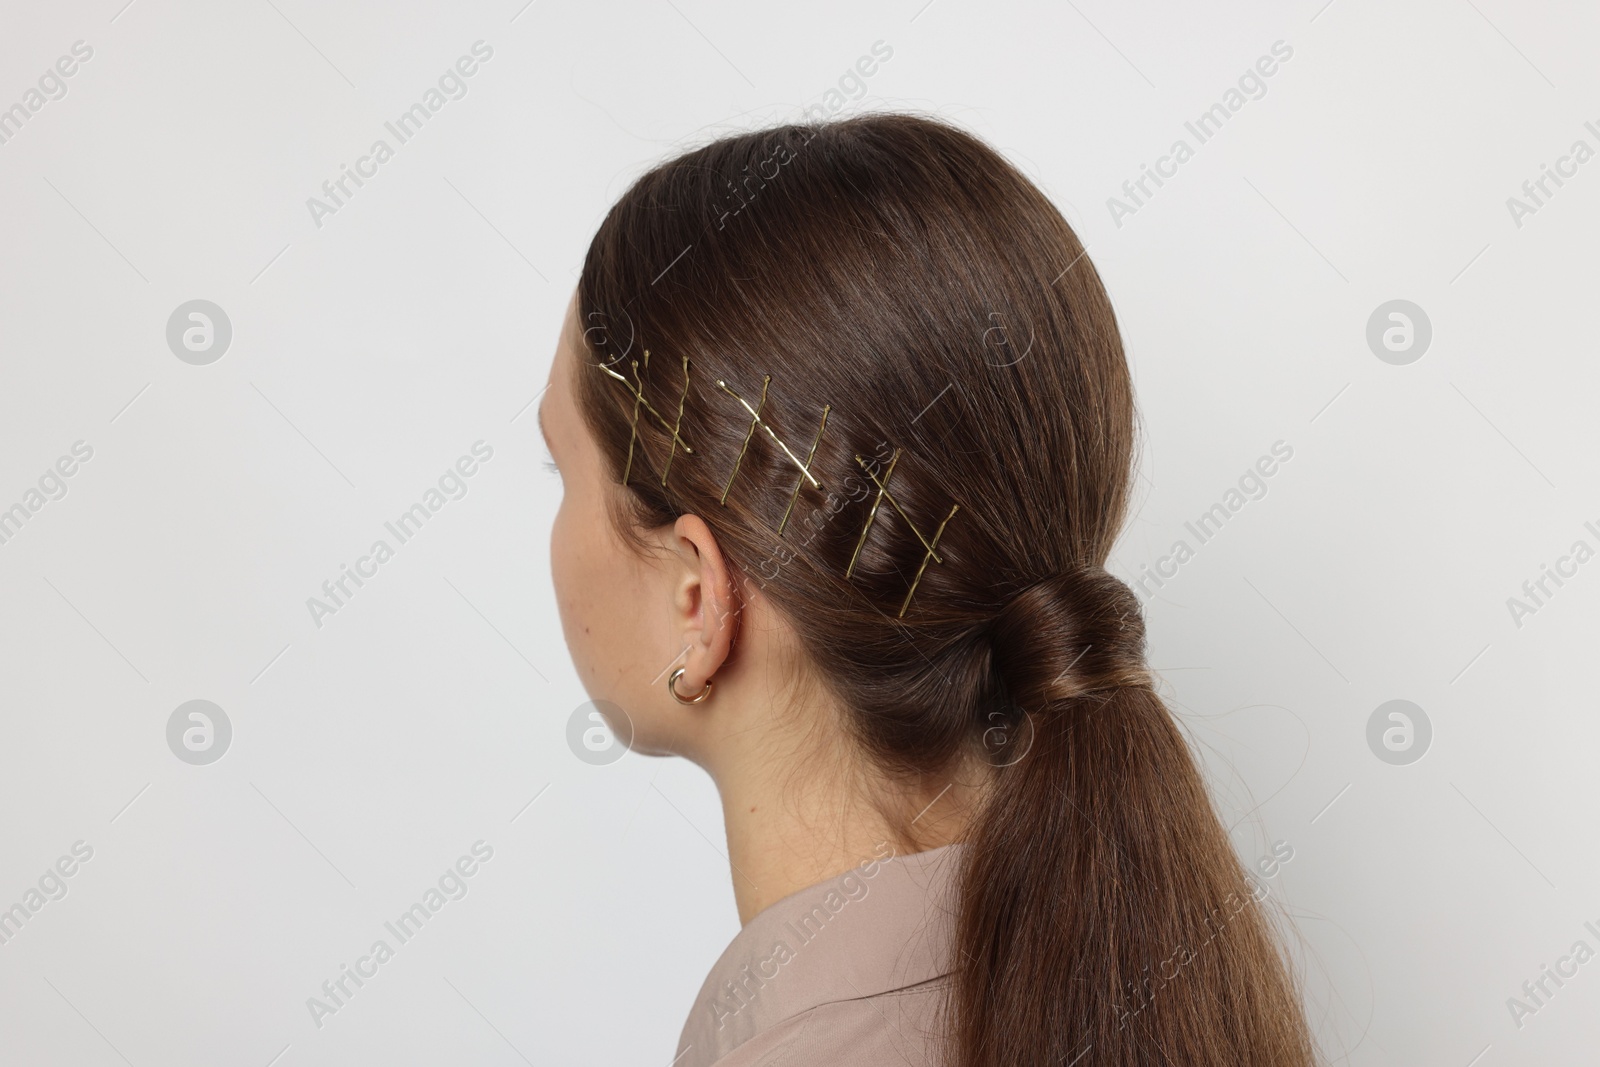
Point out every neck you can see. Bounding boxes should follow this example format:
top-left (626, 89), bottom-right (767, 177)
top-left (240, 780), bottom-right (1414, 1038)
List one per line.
top-left (699, 698), bottom-right (982, 924)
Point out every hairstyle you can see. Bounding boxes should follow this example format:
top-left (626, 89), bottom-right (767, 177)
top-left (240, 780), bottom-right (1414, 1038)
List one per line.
top-left (574, 113), bottom-right (1317, 1067)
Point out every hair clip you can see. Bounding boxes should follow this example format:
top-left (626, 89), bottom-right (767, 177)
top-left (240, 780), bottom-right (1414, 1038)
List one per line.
top-left (850, 449), bottom-right (952, 570)
top-left (659, 353), bottom-right (692, 486)
top-left (719, 374), bottom-right (770, 505)
top-left (847, 448), bottom-right (961, 617)
top-left (599, 353), bottom-right (959, 617)
top-left (898, 503), bottom-right (959, 617)
top-left (716, 377), bottom-right (827, 494)
top-left (777, 404), bottom-right (829, 536)
top-left (846, 449), bottom-right (899, 580)
top-left (619, 350), bottom-right (648, 484)
top-left (594, 350), bottom-right (695, 481)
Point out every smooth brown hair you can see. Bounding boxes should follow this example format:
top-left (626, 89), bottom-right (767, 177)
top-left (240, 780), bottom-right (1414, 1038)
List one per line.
top-left (575, 113), bottom-right (1317, 1067)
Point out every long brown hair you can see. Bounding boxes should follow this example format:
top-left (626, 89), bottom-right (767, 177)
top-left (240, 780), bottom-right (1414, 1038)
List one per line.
top-left (574, 113), bottom-right (1317, 1067)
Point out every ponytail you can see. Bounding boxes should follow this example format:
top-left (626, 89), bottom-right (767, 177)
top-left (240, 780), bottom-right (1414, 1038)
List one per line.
top-left (953, 570), bottom-right (1315, 1066)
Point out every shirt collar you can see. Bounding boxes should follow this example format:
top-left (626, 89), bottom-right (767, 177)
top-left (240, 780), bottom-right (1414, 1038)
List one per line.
top-left (675, 842), bottom-right (964, 1067)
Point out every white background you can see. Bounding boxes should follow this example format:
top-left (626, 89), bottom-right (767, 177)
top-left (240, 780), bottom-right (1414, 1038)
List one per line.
top-left (1, 1), bottom-right (1597, 1064)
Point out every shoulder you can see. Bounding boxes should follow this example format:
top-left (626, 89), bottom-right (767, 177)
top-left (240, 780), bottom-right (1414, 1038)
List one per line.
top-left (701, 975), bottom-right (951, 1067)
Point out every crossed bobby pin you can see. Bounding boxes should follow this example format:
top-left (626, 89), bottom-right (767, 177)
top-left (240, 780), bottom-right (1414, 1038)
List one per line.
top-left (595, 352), bottom-right (960, 617)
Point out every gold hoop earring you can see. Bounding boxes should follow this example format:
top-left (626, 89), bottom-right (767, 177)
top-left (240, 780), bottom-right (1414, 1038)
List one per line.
top-left (668, 667), bottom-right (713, 705)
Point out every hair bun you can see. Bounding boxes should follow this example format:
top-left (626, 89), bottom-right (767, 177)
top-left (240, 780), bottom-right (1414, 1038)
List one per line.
top-left (988, 567), bottom-right (1150, 704)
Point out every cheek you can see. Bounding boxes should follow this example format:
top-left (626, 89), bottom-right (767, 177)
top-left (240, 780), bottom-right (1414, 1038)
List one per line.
top-left (550, 493), bottom-right (576, 596)
top-left (546, 485), bottom-right (689, 756)
top-left (549, 488), bottom-right (636, 691)
top-left (550, 495), bottom-right (595, 644)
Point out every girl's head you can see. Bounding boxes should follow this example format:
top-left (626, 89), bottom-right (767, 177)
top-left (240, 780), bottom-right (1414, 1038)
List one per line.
top-left (545, 113), bottom-right (1139, 768)
top-left (541, 113), bottom-right (1315, 1066)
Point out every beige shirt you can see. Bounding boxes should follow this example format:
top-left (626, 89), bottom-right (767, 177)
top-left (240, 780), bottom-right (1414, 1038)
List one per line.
top-left (674, 843), bottom-right (963, 1067)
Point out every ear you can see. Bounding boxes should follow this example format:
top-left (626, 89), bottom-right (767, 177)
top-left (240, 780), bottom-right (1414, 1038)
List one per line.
top-left (666, 513), bottom-right (742, 695)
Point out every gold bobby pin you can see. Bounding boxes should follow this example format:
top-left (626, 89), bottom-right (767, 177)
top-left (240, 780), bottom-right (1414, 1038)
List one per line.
top-left (660, 354), bottom-right (692, 485)
top-left (595, 350), bottom-right (695, 458)
top-left (716, 378), bottom-right (825, 491)
top-left (619, 350), bottom-right (648, 483)
top-left (854, 451), bottom-right (947, 563)
top-left (846, 448), bottom-right (961, 615)
top-left (846, 449), bottom-right (899, 579)
top-left (720, 375), bottom-right (771, 504)
top-left (899, 504), bottom-right (959, 617)
top-left (601, 354), bottom-right (959, 615)
top-left (777, 404), bottom-right (830, 535)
